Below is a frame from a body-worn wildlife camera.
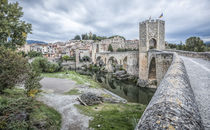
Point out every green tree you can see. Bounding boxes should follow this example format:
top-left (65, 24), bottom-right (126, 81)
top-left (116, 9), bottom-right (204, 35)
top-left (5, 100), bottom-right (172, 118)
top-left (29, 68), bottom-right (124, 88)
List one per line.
top-left (92, 34), bottom-right (97, 40)
top-left (0, 47), bottom-right (30, 92)
top-left (31, 57), bottom-right (59, 73)
top-left (185, 37), bottom-right (205, 52)
top-left (108, 44), bottom-right (113, 52)
top-left (81, 33), bottom-right (89, 40)
top-left (62, 55), bottom-right (70, 62)
top-left (24, 67), bottom-right (42, 96)
top-left (0, 0), bottom-right (32, 49)
top-left (28, 51), bottom-right (42, 58)
top-left (73, 35), bottom-right (81, 40)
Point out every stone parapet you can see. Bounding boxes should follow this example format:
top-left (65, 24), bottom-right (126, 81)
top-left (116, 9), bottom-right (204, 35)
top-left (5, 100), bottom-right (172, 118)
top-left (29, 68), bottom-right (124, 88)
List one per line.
top-left (165, 49), bottom-right (210, 61)
top-left (135, 53), bottom-right (204, 129)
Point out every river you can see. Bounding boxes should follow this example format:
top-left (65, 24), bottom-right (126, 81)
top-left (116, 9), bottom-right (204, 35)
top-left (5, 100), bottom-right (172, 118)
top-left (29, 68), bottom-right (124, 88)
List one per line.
top-left (78, 71), bottom-right (156, 105)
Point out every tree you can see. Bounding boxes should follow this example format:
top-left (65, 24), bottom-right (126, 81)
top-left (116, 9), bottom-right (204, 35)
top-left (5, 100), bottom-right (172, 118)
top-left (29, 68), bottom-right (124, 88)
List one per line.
top-left (108, 44), bottom-right (113, 52)
top-left (0, 47), bottom-right (30, 92)
top-left (0, 0), bottom-right (32, 49)
top-left (92, 34), bottom-right (97, 40)
top-left (31, 57), bottom-right (59, 73)
top-left (28, 51), bottom-right (42, 58)
top-left (73, 35), bottom-right (81, 40)
top-left (81, 33), bottom-right (89, 40)
top-left (62, 55), bottom-right (70, 62)
top-left (185, 37), bottom-right (205, 52)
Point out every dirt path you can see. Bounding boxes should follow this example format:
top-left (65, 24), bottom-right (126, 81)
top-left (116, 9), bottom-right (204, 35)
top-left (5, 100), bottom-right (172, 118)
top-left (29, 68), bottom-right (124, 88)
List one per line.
top-left (37, 77), bottom-right (126, 130)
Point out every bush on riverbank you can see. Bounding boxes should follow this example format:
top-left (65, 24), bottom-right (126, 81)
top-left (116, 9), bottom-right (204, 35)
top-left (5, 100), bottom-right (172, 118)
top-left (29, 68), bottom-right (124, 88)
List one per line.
top-left (75, 103), bottom-right (146, 130)
top-left (31, 57), bottom-right (60, 73)
top-left (0, 88), bottom-right (61, 129)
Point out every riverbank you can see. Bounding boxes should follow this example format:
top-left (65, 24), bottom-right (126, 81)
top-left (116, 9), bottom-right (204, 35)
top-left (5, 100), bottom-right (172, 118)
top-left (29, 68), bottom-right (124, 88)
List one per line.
top-left (40, 71), bottom-right (147, 129)
top-left (0, 88), bottom-right (61, 129)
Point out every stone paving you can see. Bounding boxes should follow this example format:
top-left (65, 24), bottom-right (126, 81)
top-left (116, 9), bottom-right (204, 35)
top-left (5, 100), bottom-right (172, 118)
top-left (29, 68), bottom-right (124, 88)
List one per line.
top-left (181, 56), bottom-right (210, 129)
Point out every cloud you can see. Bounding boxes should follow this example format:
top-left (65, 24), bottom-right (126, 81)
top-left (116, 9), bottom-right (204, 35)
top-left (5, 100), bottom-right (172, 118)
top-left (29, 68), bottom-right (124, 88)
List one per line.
top-left (10, 0), bottom-right (210, 43)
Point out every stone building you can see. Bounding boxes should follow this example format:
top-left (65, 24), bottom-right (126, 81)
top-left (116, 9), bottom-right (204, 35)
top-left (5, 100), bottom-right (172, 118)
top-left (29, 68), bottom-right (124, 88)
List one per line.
top-left (139, 19), bottom-right (165, 80)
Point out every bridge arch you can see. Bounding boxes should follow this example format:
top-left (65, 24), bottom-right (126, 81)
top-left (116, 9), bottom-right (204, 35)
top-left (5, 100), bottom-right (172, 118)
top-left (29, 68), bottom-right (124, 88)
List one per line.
top-left (149, 38), bottom-right (157, 49)
top-left (96, 56), bottom-right (104, 66)
top-left (148, 57), bottom-right (156, 80)
top-left (107, 56), bottom-right (118, 72)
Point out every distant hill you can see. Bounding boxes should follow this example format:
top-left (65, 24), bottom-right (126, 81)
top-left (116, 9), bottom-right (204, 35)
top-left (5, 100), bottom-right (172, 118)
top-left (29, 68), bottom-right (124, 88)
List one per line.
top-left (27, 40), bottom-right (47, 44)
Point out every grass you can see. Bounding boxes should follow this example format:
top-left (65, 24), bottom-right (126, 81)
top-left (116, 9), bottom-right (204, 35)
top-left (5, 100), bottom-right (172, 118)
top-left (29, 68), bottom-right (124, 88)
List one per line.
top-left (0, 88), bottom-right (61, 130)
top-left (41, 71), bottom-right (101, 88)
top-left (75, 103), bottom-right (146, 130)
top-left (65, 88), bottom-right (81, 95)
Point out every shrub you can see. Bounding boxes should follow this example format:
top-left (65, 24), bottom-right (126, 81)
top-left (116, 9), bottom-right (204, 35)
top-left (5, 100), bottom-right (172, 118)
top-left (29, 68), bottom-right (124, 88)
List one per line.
top-left (0, 47), bottom-right (30, 92)
top-left (0, 88), bottom-right (61, 129)
top-left (45, 63), bottom-right (59, 73)
top-left (31, 57), bottom-right (48, 73)
top-left (28, 51), bottom-right (43, 58)
top-left (24, 68), bottom-right (42, 97)
top-left (62, 55), bottom-right (70, 62)
top-left (31, 57), bottom-right (59, 73)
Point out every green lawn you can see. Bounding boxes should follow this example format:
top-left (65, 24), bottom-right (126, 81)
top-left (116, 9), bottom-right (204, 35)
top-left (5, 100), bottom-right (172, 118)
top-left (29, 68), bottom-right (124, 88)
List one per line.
top-left (0, 88), bottom-right (61, 130)
top-left (65, 88), bottom-right (81, 95)
top-left (75, 103), bottom-right (146, 130)
top-left (41, 71), bottom-right (101, 88)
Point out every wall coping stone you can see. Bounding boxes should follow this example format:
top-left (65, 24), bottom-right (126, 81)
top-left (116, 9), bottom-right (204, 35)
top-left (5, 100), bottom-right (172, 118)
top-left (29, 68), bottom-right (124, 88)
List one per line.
top-left (135, 53), bottom-right (204, 130)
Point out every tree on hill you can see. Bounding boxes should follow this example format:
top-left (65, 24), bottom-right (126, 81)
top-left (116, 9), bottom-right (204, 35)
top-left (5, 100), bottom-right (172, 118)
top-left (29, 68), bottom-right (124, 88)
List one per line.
top-left (92, 34), bottom-right (97, 40)
top-left (108, 44), bottom-right (113, 52)
top-left (185, 37), bottom-right (205, 52)
top-left (81, 33), bottom-right (89, 40)
top-left (73, 35), bottom-right (81, 40)
top-left (108, 35), bottom-right (126, 40)
top-left (0, 0), bottom-right (32, 49)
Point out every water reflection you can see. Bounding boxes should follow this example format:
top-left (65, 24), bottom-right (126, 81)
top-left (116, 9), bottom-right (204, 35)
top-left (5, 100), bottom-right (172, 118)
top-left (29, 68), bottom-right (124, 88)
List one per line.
top-left (92, 72), bottom-right (156, 105)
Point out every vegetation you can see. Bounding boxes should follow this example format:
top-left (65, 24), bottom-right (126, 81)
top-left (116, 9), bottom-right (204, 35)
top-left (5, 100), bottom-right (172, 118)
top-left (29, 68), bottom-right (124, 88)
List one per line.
top-left (108, 35), bottom-right (126, 40)
top-left (0, 47), bottom-right (30, 92)
top-left (0, 88), bottom-right (61, 129)
top-left (73, 33), bottom-right (107, 41)
top-left (41, 71), bottom-right (101, 88)
top-left (31, 57), bottom-right (60, 73)
top-left (185, 37), bottom-right (206, 52)
top-left (75, 103), bottom-right (146, 130)
top-left (108, 44), bottom-right (114, 52)
top-left (73, 35), bottom-right (81, 40)
top-left (62, 55), bottom-right (70, 62)
top-left (65, 88), bottom-right (81, 95)
top-left (0, 2), bottom-right (61, 130)
top-left (0, 0), bottom-right (32, 49)
top-left (167, 36), bottom-right (210, 52)
top-left (27, 51), bottom-right (43, 58)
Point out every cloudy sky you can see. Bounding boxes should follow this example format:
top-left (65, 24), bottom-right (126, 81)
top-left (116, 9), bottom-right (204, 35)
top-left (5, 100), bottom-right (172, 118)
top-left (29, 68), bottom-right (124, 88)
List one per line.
top-left (11, 0), bottom-right (210, 43)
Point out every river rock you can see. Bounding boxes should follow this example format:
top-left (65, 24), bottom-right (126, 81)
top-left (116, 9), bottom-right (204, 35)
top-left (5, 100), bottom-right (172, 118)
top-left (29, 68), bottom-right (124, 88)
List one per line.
top-left (137, 79), bottom-right (149, 87)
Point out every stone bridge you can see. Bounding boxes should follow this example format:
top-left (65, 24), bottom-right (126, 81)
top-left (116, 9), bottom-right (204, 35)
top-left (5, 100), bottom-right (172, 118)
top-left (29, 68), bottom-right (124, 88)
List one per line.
top-left (94, 51), bottom-right (139, 76)
top-left (136, 51), bottom-right (210, 130)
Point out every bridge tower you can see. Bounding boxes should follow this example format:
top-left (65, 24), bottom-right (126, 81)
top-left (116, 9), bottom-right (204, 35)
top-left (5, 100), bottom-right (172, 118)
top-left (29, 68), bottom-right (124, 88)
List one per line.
top-left (139, 19), bottom-right (165, 79)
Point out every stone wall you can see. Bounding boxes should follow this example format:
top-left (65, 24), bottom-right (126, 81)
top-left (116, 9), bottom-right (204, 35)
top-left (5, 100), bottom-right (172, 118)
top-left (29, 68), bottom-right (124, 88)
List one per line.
top-left (166, 49), bottom-right (210, 61)
top-left (136, 53), bottom-right (204, 129)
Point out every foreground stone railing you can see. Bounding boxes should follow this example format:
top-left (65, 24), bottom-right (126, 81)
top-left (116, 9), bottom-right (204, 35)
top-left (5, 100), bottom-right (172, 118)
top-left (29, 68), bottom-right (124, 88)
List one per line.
top-left (135, 53), bottom-right (204, 129)
top-left (165, 49), bottom-right (210, 61)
